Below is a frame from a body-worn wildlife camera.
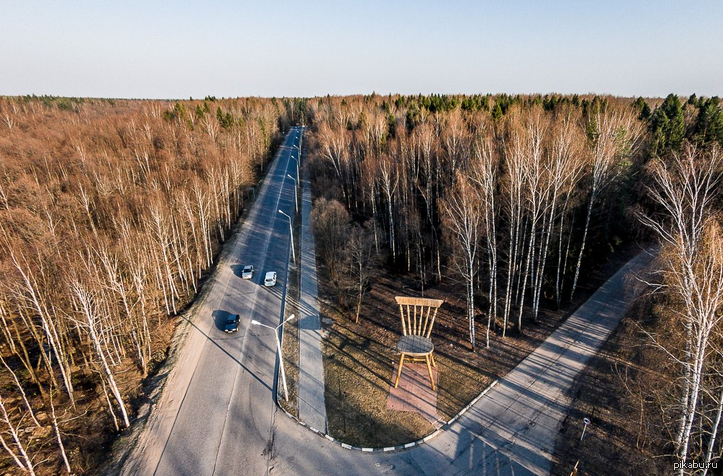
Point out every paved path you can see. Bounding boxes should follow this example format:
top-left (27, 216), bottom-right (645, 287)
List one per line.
top-left (296, 164), bottom-right (327, 432)
top-left (388, 363), bottom-right (439, 425)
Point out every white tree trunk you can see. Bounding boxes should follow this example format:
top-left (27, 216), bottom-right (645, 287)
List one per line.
top-left (570, 184), bottom-right (595, 301)
top-left (702, 386), bottom-right (723, 476)
top-left (0, 394), bottom-right (36, 476)
top-left (73, 282), bottom-right (131, 428)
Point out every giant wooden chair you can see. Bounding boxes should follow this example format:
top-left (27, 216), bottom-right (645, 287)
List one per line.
top-left (393, 296), bottom-right (444, 391)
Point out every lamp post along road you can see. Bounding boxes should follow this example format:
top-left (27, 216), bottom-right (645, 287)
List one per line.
top-left (279, 209), bottom-right (296, 264)
top-left (291, 151), bottom-right (300, 179)
top-left (251, 314), bottom-right (296, 401)
top-left (287, 174), bottom-right (298, 212)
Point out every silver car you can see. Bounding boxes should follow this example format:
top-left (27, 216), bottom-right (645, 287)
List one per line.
top-left (264, 271), bottom-right (277, 287)
top-left (241, 265), bottom-right (254, 279)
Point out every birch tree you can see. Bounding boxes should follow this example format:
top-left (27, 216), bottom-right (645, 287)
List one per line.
top-left (640, 144), bottom-right (723, 474)
top-left (501, 113), bottom-right (527, 335)
top-left (570, 108), bottom-right (643, 300)
top-left (531, 113), bottom-right (585, 320)
top-left (70, 276), bottom-right (131, 428)
top-left (0, 393), bottom-right (36, 476)
top-left (470, 139), bottom-right (499, 347)
top-left (378, 153), bottom-right (399, 261)
top-left (346, 225), bottom-right (379, 323)
top-left (516, 109), bottom-right (548, 331)
top-left (442, 171), bottom-right (483, 349)
top-left (4, 246), bottom-right (75, 405)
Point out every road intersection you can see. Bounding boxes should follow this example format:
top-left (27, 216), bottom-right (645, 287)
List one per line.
top-left (121, 127), bottom-right (654, 476)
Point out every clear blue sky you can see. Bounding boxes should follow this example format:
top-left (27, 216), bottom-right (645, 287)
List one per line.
top-left (1, 0), bottom-right (721, 99)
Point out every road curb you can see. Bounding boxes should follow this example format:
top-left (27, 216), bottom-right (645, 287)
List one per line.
top-left (271, 131), bottom-right (505, 453)
top-left (275, 366), bottom-right (499, 453)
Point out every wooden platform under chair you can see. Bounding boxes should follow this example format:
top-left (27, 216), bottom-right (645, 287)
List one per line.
top-left (387, 361), bottom-right (440, 424)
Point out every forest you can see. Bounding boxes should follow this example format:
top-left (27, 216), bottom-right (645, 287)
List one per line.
top-left (308, 93), bottom-right (648, 347)
top-left (0, 92), bottom-right (722, 474)
top-left (303, 92), bottom-right (723, 473)
top-left (0, 96), bottom-right (288, 474)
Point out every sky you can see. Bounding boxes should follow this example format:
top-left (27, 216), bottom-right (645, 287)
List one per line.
top-left (1, 0), bottom-right (721, 99)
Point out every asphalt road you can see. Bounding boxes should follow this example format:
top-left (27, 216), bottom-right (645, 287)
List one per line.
top-left (122, 127), bottom-right (653, 476)
top-left (123, 127), bottom-right (302, 476)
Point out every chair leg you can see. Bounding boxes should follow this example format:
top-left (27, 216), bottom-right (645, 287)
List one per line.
top-left (425, 354), bottom-right (435, 391)
top-left (430, 352), bottom-right (436, 368)
top-left (394, 354), bottom-right (405, 388)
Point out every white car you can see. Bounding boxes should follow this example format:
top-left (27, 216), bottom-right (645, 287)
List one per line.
top-left (241, 265), bottom-right (254, 279)
top-left (264, 271), bottom-right (277, 287)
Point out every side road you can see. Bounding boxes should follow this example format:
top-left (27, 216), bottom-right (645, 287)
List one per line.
top-left (296, 165), bottom-right (328, 432)
top-left (270, 248), bottom-right (655, 475)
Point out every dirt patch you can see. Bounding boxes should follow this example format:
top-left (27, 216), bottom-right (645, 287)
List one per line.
top-left (279, 209), bottom-right (303, 417)
top-left (550, 293), bottom-right (670, 476)
top-left (316, 243), bottom-right (644, 448)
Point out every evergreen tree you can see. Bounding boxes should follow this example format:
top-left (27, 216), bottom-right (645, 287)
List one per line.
top-left (632, 97), bottom-right (651, 119)
top-left (650, 93), bottom-right (685, 155)
top-left (491, 102), bottom-right (503, 121)
top-left (693, 97), bottom-right (723, 146)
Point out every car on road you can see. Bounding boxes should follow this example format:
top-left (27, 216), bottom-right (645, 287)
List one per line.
top-left (241, 265), bottom-right (254, 279)
top-left (264, 271), bottom-right (277, 287)
top-left (223, 314), bottom-right (240, 333)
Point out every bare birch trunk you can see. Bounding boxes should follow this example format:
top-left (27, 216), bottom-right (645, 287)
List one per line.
top-left (49, 388), bottom-right (72, 474)
top-left (0, 354), bottom-right (40, 428)
top-left (72, 281), bottom-right (131, 428)
top-left (702, 386), bottom-right (723, 476)
top-left (570, 185), bottom-right (595, 301)
top-left (0, 394), bottom-right (36, 476)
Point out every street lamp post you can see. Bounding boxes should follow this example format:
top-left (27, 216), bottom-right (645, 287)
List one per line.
top-left (287, 174), bottom-right (298, 212)
top-left (298, 132), bottom-right (303, 163)
top-left (278, 209), bottom-right (295, 264)
top-left (290, 152), bottom-right (300, 180)
top-left (251, 314), bottom-right (296, 401)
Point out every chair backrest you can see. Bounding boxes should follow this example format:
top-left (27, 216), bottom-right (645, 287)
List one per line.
top-left (395, 296), bottom-right (444, 338)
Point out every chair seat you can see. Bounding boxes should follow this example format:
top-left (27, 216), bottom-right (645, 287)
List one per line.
top-left (396, 335), bottom-right (434, 356)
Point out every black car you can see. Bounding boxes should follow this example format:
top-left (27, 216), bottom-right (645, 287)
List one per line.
top-left (224, 314), bottom-right (240, 333)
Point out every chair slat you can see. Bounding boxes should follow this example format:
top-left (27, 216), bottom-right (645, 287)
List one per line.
top-left (399, 304), bottom-right (406, 335)
top-left (427, 307), bottom-right (439, 338)
top-left (394, 296), bottom-right (443, 339)
top-left (421, 305), bottom-right (431, 337)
